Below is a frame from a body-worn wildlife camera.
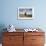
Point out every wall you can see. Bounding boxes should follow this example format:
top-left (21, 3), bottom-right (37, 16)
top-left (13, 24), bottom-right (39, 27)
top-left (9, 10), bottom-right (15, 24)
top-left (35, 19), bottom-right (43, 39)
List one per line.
top-left (0, 0), bottom-right (46, 29)
top-left (0, 0), bottom-right (46, 43)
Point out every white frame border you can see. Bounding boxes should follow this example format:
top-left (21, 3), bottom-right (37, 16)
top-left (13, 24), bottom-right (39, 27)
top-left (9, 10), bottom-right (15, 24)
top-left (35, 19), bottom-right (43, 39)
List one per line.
top-left (17, 7), bottom-right (34, 19)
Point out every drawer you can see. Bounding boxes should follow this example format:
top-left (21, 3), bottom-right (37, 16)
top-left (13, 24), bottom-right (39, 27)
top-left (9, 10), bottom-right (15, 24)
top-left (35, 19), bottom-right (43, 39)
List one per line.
top-left (3, 35), bottom-right (23, 44)
top-left (3, 36), bottom-right (13, 43)
top-left (32, 36), bottom-right (45, 44)
top-left (32, 44), bottom-right (44, 46)
top-left (24, 32), bottom-right (44, 36)
top-left (3, 44), bottom-right (15, 46)
top-left (3, 43), bottom-right (23, 46)
top-left (3, 32), bottom-right (23, 36)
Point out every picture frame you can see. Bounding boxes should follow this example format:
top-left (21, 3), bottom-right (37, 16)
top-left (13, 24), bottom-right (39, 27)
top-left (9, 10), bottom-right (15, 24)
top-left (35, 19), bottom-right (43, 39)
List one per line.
top-left (17, 7), bottom-right (34, 19)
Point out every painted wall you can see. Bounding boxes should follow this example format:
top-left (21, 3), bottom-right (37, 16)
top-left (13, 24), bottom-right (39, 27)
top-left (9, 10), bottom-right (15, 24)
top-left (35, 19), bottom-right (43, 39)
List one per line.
top-left (0, 0), bottom-right (46, 30)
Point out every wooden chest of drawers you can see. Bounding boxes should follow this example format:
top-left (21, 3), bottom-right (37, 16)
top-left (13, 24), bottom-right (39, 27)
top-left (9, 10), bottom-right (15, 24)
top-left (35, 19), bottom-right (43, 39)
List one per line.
top-left (2, 32), bottom-right (45, 46)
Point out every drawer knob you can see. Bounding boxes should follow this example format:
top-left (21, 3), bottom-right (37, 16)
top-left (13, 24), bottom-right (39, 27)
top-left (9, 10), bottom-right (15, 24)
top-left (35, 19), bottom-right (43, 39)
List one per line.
top-left (9, 38), bottom-right (12, 40)
top-left (32, 39), bottom-right (36, 40)
top-left (9, 38), bottom-right (14, 40)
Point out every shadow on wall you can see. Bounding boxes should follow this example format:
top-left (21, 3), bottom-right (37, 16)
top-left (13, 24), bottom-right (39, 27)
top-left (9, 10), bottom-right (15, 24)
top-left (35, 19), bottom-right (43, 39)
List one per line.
top-left (0, 24), bottom-right (7, 43)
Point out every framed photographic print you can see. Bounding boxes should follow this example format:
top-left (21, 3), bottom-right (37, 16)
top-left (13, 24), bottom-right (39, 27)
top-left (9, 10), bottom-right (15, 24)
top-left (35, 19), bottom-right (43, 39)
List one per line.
top-left (17, 7), bottom-right (34, 19)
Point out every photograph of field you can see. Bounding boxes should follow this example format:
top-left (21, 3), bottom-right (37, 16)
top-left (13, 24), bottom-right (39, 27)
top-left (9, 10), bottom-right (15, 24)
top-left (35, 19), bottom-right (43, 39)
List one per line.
top-left (18, 7), bottom-right (34, 19)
